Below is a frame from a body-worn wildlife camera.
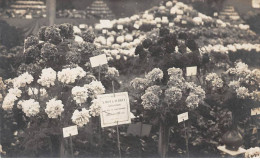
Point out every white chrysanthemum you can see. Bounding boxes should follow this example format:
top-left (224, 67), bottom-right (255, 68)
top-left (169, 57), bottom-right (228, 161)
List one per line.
top-left (28, 88), bottom-right (39, 96)
top-left (13, 72), bottom-right (33, 88)
top-left (145, 68), bottom-right (163, 83)
top-left (206, 73), bottom-right (223, 90)
top-left (87, 81), bottom-right (105, 97)
top-left (228, 81), bottom-right (240, 90)
top-left (71, 108), bottom-right (91, 127)
top-left (2, 93), bottom-right (18, 110)
top-left (8, 88), bottom-right (22, 98)
top-left (71, 86), bottom-right (88, 105)
top-left (165, 87), bottom-right (182, 104)
top-left (186, 93), bottom-right (200, 109)
top-left (141, 92), bottom-right (159, 110)
top-left (168, 67), bottom-right (183, 79)
top-left (236, 87), bottom-right (249, 99)
top-left (89, 99), bottom-right (102, 117)
top-left (245, 147), bottom-right (260, 158)
top-left (58, 67), bottom-right (86, 84)
top-left (20, 99), bottom-right (40, 117)
top-left (45, 98), bottom-right (64, 118)
top-left (37, 68), bottom-right (56, 88)
top-left (191, 85), bottom-right (206, 101)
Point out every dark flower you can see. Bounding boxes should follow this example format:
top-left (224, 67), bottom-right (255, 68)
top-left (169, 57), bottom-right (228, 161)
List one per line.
top-left (38, 26), bottom-right (47, 41)
top-left (159, 27), bottom-right (170, 37)
top-left (135, 45), bottom-right (145, 55)
top-left (24, 36), bottom-right (39, 49)
top-left (82, 30), bottom-right (95, 43)
top-left (142, 38), bottom-right (153, 49)
top-left (186, 39), bottom-right (199, 51)
top-left (58, 23), bottom-right (74, 39)
top-left (44, 26), bottom-right (62, 45)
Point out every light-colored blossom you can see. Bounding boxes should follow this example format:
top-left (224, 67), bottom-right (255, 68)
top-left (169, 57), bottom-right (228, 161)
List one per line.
top-left (206, 73), bottom-right (223, 90)
top-left (28, 88), bottom-right (39, 96)
top-left (20, 99), bottom-right (40, 117)
top-left (168, 67), bottom-right (183, 79)
top-left (71, 86), bottom-right (88, 105)
top-left (37, 68), bottom-right (56, 87)
top-left (8, 88), bottom-right (22, 98)
top-left (58, 67), bottom-right (86, 84)
top-left (45, 98), bottom-right (64, 118)
top-left (164, 87), bottom-right (182, 104)
top-left (71, 108), bottom-right (91, 127)
top-left (130, 78), bottom-right (149, 92)
top-left (105, 67), bottom-right (119, 78)
top-left (145, 85), bottom-right (162, 96)
top-left (89, 99), bottom-right (102, 117)
top-left (186, 93), bottom-right (200, 109)
top-left (87, 81), bottom-right (105, 97)
top-left (13, 72), bottom-right (33, 88)
top-left (141, 92), bottom-right (159, 110)
top-left (145, 68), bottom-right (163, 83)
top-left (228, 81), bottom-right (240, 91)
top-left (236, 87), bottom-right (249, 99)
top-left (2, 93), bottom-right (18, 110)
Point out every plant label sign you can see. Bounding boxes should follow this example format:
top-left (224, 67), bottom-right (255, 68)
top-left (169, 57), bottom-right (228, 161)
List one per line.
top-left (186, 66), bottom-right (197, 76)
top-left (178, 112), bottom-right (188, 123)
top-left (251, 107), bottom-right (260, 116)
top-left (117, 25), bottom-right (124, 30)
top-left (100, 20), bottom-right (112, 29)
top-left (63, 125), bottom-right (78, 138)
top-left (98, 92), bottom-right (131, 128)
top-left (252, 0), bottom-right (260, 8)
top-left (90, 54), bottom-right (108, 67)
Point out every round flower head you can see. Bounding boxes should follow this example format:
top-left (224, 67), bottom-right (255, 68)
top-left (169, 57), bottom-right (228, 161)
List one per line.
top-left (58, 67), bottom-right (86, 84)
top-left (71, 86), bottom-right (88, 105)
top-left (87, 81), bottom-right (105, 97)
top-left (13, 72), bottom-right (34, 88)
top-left (206, 73), bottom-right (223, 90)
top-left (71, 108), bottom-right (91, 127)
top-left (164, 87), bottom-right (182, 104)
top-left (8, 88), bottom-right (22, 98)
top-left (89, 99), bottom-right (102, 117)
top-left (130, 78), bottom-right (149, 92)
top-left (37, 68), bottom-right (57, 88)
top-left (20, 99), bottom-right (40, 117)
top-left (228, 81), bottom-right (240, 91)
top-left (2, 93), bottom-right (18, 110)
top-left (186, 93), bottom-right (200, 109)
top-left (145, 68), bottom-right (163, 83)
top-left (236, 87), bottom-right (249, 99)
top-left (141, 92), bottom-right (160, 110)
top-left (168, 67), bottom-right (183, 79)
top-left (105, 67), bottom-right (119, 79)
top-left (145, 85), bottom-right (162, 96)
top-left (45, 98), bottom-right (64, 118)
top-left (28, 88), bottom-right (39, 96)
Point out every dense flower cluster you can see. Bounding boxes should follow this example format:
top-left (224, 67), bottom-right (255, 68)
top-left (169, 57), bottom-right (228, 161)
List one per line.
top-left (141, 92), bottom-right (160, 110)
top-left (8, 88), bottom-right (22, 98)
top-left (205, 73), bottom-right (223, 90)
top-left (245, 147), bottom-right (260, 158)
top-left (20, 99), bottom-right (40, 117)
top-left (228, 81), bottom-right (240, 90)
top-left (236, 87), bottom-right (250, 99)
top-left (71, 86), bottom-right (89, 105)
top-left (130, 78), bottom-right (149, 92)
top-left (37, 68), bottom-right (57, 88)
top-left (145, 68), bottom-right (163, 82)
top-left (186, 94), bottom-right (200, 109)
top-left (12, 72), bottom-right (34, 88)
top-left (28, 88), bottom-right (38, 96)
top-left (89, 99), bottom-right (102, 117)
top-left (2, 93), bottom-right (18, 110)
top-left (85, 81), bottom-right (105, 98)
top-left (164, 87), bottom-right (182, 104)
top-left (105, 67), bottom-right (120, 79)
top-left (45, 98), bottom-right (64, 118)
top-left (58, 66), bottom-right (86, 84)
top-left (145, 85), bottom-right (162, 96)
top-left (71, 108), bottom-right (91, 127)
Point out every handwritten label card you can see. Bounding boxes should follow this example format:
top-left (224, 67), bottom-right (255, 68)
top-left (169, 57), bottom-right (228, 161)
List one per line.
top-left (117, 25), bottom-right (124, 30)
top-left (178, 112), bottom-right (188, 123)
top-left (98, 92), bottom-right (131, 127)
top-left (251, 107), bottom-right (260, 116)
top-left (90, 54), bottom-right (108, 67)
top-left (186, 66), bottom-right (197, 76)
top-left (63, 125), bottom-right (78, 138)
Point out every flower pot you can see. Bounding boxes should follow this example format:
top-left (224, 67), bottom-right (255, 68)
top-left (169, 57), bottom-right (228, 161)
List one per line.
top-left (222, 129), bottom-right (243, 151)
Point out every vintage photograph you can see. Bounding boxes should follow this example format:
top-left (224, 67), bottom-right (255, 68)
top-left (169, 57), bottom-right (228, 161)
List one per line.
top-left (0, 0), bottom-right (259, 158)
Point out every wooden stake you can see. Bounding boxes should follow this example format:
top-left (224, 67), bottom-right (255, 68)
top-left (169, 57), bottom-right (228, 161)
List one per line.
top-left (183, 120), bottom-right (189, 157)
top-left (69, 134), bottom-right (74, 157)
top-left (98, 65), bottom-right (101, 81)
top-left (116, 121), bottom-right (121, 158)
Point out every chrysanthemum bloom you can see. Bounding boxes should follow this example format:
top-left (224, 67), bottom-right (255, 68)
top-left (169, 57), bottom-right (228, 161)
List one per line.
top-left (71, 108), bottom-right (91, 127)
top-left (45, 98), bottom-right (64, 118)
